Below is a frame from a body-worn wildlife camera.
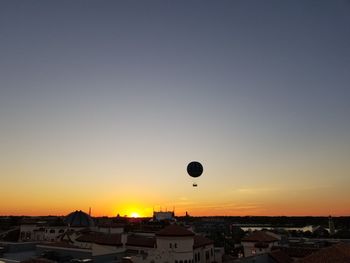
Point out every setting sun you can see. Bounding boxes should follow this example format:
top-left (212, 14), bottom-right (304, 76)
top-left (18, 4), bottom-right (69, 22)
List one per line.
top-left (130, 212), bottom-right (140, 218)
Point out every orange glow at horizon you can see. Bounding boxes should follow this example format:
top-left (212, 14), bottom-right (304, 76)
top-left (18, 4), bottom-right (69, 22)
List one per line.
top-left (1, 171), bottom-right (350, 217)
top-left (1, 198), bottom-right (349, 217)
top-left (0, 206), bottom-right (349, 217)
top-left (130, 212), bottom-right (140, 218)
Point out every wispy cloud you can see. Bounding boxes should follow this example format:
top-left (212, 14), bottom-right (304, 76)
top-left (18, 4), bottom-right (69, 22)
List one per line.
top-left (234, 187), bottom-right (278, 194)
top-left (188, 202), bottom-right (264, 213)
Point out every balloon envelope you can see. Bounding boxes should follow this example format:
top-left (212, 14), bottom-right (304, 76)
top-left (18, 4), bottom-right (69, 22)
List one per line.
top-left (187, 161), bottom-right (203, 178)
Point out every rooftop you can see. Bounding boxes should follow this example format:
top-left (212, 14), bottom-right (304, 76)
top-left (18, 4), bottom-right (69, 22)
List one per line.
top-left (268, 250), bottom-right (293, 263)
top-left (241, 231), bottom-right (279, 242)
top-left (156, 224), bottom-right (194, 237)
top-left (126, 235), bottom-right (156, 248)
top-left (299, 242), bottom-right (350, 263)
top-left (193, 235), bottom-right (213, 248)
top-left (76, 232), bottom-right (122, 246)
top-left (65, 211), bottom-right (94, 228)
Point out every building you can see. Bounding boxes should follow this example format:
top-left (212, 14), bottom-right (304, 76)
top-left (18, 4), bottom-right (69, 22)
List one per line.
top-left (241, 231), bottom-right (280, 257)
top-left (130, 224), bottom-right (217, 263)
top-left (19, 210), bottom-right (95, 242)
top-left (299, 242), bottom-right (350, 263)
top-left (153, 211), bottom-right (175, 222)
top-left (20, 213), bottom-right (218, 263)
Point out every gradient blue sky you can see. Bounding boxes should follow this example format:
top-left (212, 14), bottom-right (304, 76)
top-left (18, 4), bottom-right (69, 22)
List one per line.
top-left (1, 1), bottom-right (350, 216)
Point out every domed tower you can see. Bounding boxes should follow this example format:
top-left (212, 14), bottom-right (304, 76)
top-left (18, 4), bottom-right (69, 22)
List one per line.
top-left (65, 210), bottom-right (95, 228)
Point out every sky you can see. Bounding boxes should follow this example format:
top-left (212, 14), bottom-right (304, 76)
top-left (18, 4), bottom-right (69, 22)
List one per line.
top-left (1, 0), bottom-right (350, 217)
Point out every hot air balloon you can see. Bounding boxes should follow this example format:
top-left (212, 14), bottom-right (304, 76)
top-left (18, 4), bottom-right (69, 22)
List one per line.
top-left (187, 161), bottom-right (203, 187)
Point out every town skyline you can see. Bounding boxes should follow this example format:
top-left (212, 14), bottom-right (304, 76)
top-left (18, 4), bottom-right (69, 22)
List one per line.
top-left (1, 1), bottom-right (350, 218)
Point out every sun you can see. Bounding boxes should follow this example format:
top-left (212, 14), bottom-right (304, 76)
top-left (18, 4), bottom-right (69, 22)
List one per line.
top-left (130, 212), bottom-right (140, 218)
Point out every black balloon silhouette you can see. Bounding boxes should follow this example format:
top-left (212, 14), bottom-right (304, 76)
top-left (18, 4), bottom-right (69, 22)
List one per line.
top-left (187, 161), bottom-right (203, 178)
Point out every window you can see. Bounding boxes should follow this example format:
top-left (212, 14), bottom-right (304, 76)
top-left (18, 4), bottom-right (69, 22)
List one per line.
top-left (170, 243), bottom-right (172, 248)
top-left (49, 229), bottom-right (55, 233)
top-left (211, 248), bottom-right (213, 256)
top-left (175, 243), bottom-right (177, 248)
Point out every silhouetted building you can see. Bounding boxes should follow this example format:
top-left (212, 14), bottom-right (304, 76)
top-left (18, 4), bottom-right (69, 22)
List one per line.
top-left (65, 210), bottom-right (95, 228)
top-left (37, 224), bottom-right (217, 263)
top-left (19, 210), bottom-right (95, 242)
top-left (241, 231), bottom-right (280, 257)
top-left (153, 210), bottom-right (175, 222)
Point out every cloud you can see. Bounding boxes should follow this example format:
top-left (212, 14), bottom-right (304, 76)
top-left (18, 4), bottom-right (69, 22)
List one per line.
top-left (192, 202), bottom-right (263, 211)
top-left (235, 187), bottom-right (277, 194)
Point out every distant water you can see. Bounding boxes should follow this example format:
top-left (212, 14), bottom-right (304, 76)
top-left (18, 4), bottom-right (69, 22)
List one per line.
top-left (241, 226), bottom-right (316, 232)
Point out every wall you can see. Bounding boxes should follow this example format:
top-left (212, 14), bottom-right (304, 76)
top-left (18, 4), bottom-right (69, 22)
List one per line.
top-left (194, 244), bottom-right (215, 263)
top-left (214, 247), bottom-right (224, 263)
top-left (157, 236), bottom-right (193, 252)
top-left (241, 241), bottom-right (278, 258)
top-left (98, 227), bottom-right (124, 234)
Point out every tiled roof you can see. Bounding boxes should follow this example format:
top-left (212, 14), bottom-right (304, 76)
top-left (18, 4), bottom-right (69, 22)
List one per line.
top-left (299, 243), bottom-right (350, 263)
top-left (76, 232), bottom-right (122, 246)
top-left (133, 224), bottom-right (163, 233)
top-left (98, 223), bottom-right (125, 228)
top-left (193, 235), bottom-right (213, 248)
top-left (273, 246), bottom-right (319, 258)
top-left (156, 224), bottom-right (195, 237)
top-left (126, 235), bottom-right (156, 248)
top-left (269, 250), bottom-right (293, 263)
top-left (241, 231), bottom-right (279, 242)
top-left (65, 210), bottom-right (94, 228)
